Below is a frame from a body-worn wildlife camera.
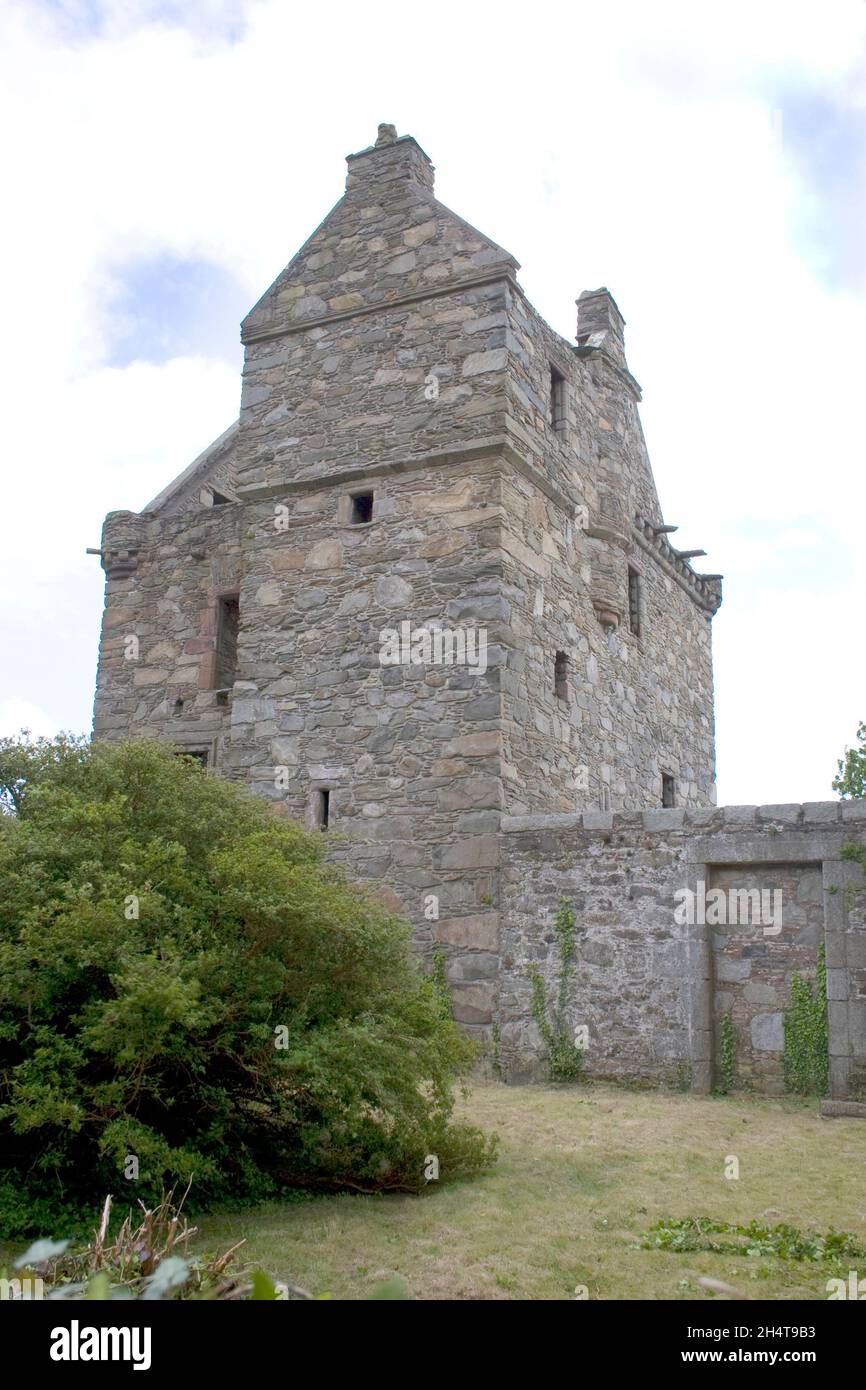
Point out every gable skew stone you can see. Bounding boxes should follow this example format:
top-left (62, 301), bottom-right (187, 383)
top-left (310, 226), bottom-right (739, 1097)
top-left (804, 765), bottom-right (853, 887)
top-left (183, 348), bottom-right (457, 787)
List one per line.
top-left (143, 420), bottom-right (240, 518)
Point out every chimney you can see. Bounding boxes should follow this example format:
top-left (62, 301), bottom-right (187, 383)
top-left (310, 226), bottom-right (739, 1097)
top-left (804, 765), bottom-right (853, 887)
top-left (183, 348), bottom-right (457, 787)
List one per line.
top-left (576, 287), bottom-right (627, 368)
top-left (345, 125), bottom-right (435, 199)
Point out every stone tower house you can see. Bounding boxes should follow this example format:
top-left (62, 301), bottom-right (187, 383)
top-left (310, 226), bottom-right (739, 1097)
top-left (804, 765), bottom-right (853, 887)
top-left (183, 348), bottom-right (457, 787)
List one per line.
top-left (93, 127), bottom-right (725, 1047)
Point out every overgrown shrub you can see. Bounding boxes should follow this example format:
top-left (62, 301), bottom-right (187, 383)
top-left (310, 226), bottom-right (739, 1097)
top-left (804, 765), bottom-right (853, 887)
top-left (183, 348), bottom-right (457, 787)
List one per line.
top-left (0, 736), bottom-right (496, 1236)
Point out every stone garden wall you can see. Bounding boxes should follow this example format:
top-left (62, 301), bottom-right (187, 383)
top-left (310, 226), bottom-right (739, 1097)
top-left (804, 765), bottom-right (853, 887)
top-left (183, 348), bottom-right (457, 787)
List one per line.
top-left (498, 802), bottom-right (866, 1097)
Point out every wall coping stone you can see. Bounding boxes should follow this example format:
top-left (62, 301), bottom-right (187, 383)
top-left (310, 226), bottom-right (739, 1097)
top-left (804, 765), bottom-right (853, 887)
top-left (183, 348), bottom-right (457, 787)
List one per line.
top-left (756, 804), bottom-right (804, 825)
top-left (499, 801), bottom-right (865, 837)
top-left (642, 808), bottom-right (685, 830)
top-left (501, 814), bottom-right (582, 832)
top-left (801, 801), bottom-right (842, 823)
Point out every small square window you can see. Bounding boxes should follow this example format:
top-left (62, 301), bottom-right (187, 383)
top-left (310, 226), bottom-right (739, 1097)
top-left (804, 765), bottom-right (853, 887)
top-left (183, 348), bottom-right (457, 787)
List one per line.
top-left (350, 492), bottom-right (374, 525)
top-left (662, 774), bottom-right (676, 808)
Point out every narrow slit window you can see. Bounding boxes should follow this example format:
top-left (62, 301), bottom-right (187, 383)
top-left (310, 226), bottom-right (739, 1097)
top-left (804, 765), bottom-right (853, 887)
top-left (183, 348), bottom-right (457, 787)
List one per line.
top-left (350, 492), bottom-right (374, 525)
top-left (215, 595), bottom-right (240, 689)
top-left (316, 788), bottom-right (331, 831)
top-left (554, 651), bottom-right (570, 701)
top-left (628, 565), bottom-right (642, 637)
top-left (211, 489), bottom-right (232, 506)
top-left (550, 366), bottom-right (566, 433)
top-left (662, 774), bottom-right (676, 808)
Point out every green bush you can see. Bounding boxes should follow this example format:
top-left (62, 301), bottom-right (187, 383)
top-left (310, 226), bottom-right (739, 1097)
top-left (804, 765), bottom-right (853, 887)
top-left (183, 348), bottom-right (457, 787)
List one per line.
top-left (0, 736), bottom-right (496, 1236)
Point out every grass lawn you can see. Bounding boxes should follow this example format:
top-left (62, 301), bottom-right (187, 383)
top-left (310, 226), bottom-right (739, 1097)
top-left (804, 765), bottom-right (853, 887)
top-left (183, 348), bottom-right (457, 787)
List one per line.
top-left (196, 1082), bottom-right (866, 1301)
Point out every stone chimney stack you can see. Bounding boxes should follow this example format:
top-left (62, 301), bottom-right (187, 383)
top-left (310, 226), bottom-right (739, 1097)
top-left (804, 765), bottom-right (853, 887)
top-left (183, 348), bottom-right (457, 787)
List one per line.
top-left (576, 287), bottom-right (627, 368)
top-left (345, 126), bottom-right (435, 199)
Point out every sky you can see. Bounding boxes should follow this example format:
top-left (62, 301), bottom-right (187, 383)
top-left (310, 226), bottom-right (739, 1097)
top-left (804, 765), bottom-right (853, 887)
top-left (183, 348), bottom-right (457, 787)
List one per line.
top-left (2, 0), bottom-right (864, 805)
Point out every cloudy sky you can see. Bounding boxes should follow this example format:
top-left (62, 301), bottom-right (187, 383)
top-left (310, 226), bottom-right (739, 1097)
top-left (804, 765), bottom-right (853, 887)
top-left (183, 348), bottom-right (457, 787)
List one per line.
top-left (3, 0), bottom-right (864, 805)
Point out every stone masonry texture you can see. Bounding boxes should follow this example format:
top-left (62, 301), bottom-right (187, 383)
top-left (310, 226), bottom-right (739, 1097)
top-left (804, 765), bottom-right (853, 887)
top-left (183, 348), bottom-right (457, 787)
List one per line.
top-left (93, 129), bottom-right (866, 1092)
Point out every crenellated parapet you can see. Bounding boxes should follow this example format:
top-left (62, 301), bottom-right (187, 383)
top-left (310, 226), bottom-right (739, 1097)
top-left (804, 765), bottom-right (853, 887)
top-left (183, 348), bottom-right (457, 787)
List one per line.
top-left (633, 514), bottom-right (722, 615)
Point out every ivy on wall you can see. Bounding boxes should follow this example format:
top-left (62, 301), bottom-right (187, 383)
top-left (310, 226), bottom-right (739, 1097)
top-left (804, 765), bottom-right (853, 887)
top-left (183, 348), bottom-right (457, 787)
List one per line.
top-left (529, 902), bottom-right (584, 1083)
top-left (783, 945), bottom-right (828, 1097)
top-left (716, 1011), bottom-right (737, 1095)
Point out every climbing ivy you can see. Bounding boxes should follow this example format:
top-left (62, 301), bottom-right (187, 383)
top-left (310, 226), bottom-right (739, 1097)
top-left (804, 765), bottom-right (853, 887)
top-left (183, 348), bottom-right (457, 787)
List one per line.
top-left (430, 944), bottom-right (452, 1019)
top-left (490, 1022), bottom-right (504, 1081)
top-left (716, 1011), bottom-right (737, 1094)
top-left (783, 945), bottom-right (828, 1096)
top-left (529, 902), bottom-right (584, 1083)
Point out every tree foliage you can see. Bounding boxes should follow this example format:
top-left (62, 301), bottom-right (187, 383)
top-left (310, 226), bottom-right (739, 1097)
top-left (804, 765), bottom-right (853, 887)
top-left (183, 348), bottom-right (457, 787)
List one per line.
top-left (0, 738), bottom-right (495, 1235)
top-left (832, 721), bottom-right (866, 799)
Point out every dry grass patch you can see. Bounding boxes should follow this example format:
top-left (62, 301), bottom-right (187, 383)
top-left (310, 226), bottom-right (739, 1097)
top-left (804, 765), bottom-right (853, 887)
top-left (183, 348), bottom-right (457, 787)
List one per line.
top-left (195, 1082), bottom-right (866, 1300)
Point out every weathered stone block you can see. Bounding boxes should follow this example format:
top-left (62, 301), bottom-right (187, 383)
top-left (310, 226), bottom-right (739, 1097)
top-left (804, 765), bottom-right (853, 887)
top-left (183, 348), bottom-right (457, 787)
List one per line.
top-left (439, 837), bottom-right (498, 869)
top-left (750, 1012), bottom-right (783, 1051)
top-left (434, 912), bottom-right (499, 950)
top-left (451, 982), bottom-right (495, 1024)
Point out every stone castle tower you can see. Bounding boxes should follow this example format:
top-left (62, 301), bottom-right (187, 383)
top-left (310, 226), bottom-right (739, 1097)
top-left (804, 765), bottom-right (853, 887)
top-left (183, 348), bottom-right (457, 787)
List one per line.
top-left (93, 126), bottom-right (725, 1047)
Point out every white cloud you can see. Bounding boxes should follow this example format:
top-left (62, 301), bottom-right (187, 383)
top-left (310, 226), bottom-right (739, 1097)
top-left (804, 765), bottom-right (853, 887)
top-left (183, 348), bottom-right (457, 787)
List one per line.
top-left (0, 699), bottom-right (64, 739)
top-left (2, 0), bottom-right (864, 802)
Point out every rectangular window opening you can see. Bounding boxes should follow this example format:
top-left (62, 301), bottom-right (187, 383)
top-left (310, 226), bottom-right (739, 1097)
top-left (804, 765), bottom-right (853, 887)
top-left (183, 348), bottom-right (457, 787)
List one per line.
top-left (350, 492), bottom-right (374, 525)
top-left (176, 748), bottom-right (209, 769)
top-left (550, 366), bottom-right (566, 434)
top-left (316, 788), bottom-right (331, 831)
top-left (554, 650), bottom-right (570, 701)
top-left (662, 774), bottom-right (676, 808)
top-left (628, 565), bottom-right (642, 637)
top-left (215, 595), bottom-right (240, 690)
